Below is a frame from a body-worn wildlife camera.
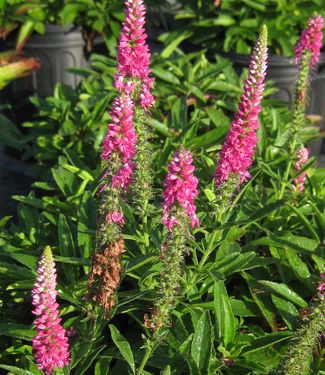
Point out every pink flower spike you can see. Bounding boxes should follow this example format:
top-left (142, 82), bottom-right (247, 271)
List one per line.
top-left (215, 25), bottom-right (268, 187)
top-left (293, 147), bottom-right (309, 192)
top-left (115, 0), bottom-right (154, 109)
top-left (101, 94), bottom-right (137, 191)
top-left (294, 15), bottom-right (324, 68)
top-left (162, 148), bottom-right (199, 230)
top-left (32, 247), bottom-right (70, 375)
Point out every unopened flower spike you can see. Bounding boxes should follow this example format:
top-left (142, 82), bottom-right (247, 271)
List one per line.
top-left (32, 246), bottom-right (70, 375)
top-left (214, 25), bottom-right (268, 199)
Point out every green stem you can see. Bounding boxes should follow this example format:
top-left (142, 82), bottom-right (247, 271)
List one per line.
top-left (142, 198), bottom-right (150, 250)
top-left (185, 229), bottom-right (220, 292)
top-left (136, 337), bottom-right (156, 375)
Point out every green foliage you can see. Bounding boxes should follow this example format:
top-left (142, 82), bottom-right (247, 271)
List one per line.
top-left (167, 0), bottom-right (325, 56)
top-left (0, 47), bottom-right (324, 374)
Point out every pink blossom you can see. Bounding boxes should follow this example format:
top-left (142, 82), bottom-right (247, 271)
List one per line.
top-left (32, 247), bottom-right (70, 375)
top-left (162, 148), bottom-right (199, 230)
top-left (294, 15), bottom-right (324, 68)
top-left (115, 0), bottom-right (154, 108)
top-left (101, 94), bottom-right (136, 190)
top-left (215, 26), bottom-right (268, 186)
top-left (293, 147), bottom-right (309, 192)
top-left (106, 210), bottom-right (125, 225)
top-left (318, 270), bottom-right (325, 295)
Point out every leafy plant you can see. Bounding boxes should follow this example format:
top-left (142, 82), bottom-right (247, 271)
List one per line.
top-left (0, 24), bottom-right (324, 375)
top-left (167, 0), bottom-right (325, 56)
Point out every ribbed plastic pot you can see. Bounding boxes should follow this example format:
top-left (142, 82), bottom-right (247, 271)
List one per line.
top-left (213, 50), bottom-right (325, 159)
top-left (10, 25), bottom-right (88, 98)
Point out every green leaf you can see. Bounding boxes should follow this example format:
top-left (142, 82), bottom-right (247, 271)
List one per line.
top-left (58, 215), bottom-right (78, 283)
top-left (160, 30), bottom-right (193, 58)
top-left (249, 234), bottom-right (318, 255)
top-left (285, 247), bottom-right (311, 284)
top-left (52, 166), bottom-right (78, 198)
top-left (287, 204), bottom-right (320, 241)
top-left (152, 67), bottom-right (181, 85)
top-left (213, 282), bottom-right (236, 347)
top-left (16, 21), bottom-right (35, 49)
top-left (242, 0), bottom-right (266, 11)
top-left (191, 310), bottom-right (211, 372)
top-left (0, 261), bottom-right (35, 280)
top-left (0, 114), bottom-right (24, 149)
top-left (222, 200), bottom-right (286, 229)
top-left (125, 254), bottom-right (158, 273)
top-left (0, 365), bottom-right (35, 375)
top-left (109, 325), bottom-right (135, 374)
top-left (241, 332), bottom-right (292, 356)
top-left (271, 295), bottom-right (299, 330)
top-left (257, 280), bottom-right (307, 308)
top-left (0, 322), bottom-right (35, 341)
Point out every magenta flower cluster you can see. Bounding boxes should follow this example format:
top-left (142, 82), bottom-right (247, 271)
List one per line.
top-left (293, 147), bottom-right (309, 192)
top-left (294, 15), bottom-right (324, 68)
top-left (214, 26), bottom-right (268, 187)
top-left (162, 148), bottom-right (199, 230)
top-left (115, 0), bottom-right (154, 109)
top-left (101, 94), bottom-right (137, 194)
top-left (32, 247), bottom-right (70, 375)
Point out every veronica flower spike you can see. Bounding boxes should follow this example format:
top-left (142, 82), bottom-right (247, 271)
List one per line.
top-left (214, 25), bottom-right (268, 192)
top-left (294, 14), bottom-right (324, 69)
top-left (145, 148), bottom-right (199, 332)
top-left (290, 15), bottom-right (324, 153)
top-left (32, 246), bottom-right (70, 375)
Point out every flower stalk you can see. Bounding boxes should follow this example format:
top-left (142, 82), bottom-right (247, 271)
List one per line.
top-left (279, 15), bottom-right (324, 199)
top-left (115, 0), bottom-right (155, 214)
top-left (273, 296), bottom-right (325, 374)
top-left (145, 148), bottom-right (199, 331)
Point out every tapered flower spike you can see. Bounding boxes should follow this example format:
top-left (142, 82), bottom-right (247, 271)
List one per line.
top-left (32, 246), bottom-right (70, 375)
top-left (115, 0), bottom-right (154, 109)
top-left (293, 147), bottom-right (309, 192)
top-left (162, 148), bottom-right (200, 230)
top-left (214, 25), bottom-right (268, 188)
top-left (294, 15), bottom-right (324, 69)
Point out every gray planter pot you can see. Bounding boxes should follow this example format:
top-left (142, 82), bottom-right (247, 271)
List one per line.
top-left (10, 25), bottom-right (88, 98)
top-left (216, 50), bottom-right (325, 159)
